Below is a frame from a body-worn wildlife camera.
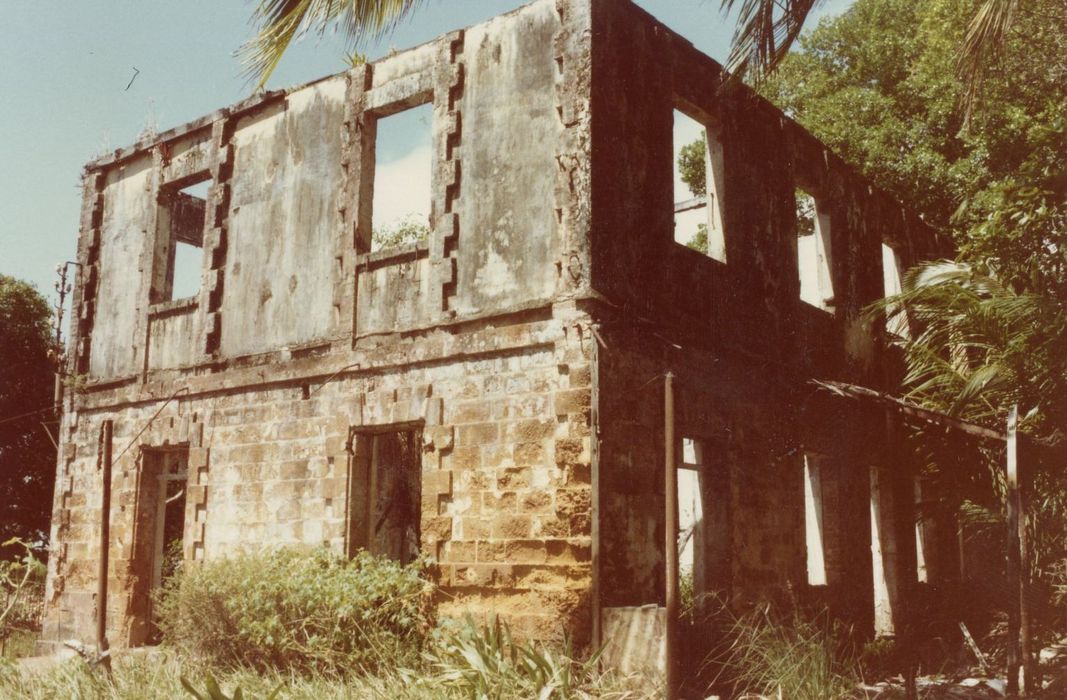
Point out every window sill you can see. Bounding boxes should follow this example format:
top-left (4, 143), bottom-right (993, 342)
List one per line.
top-left (356, 242), bottom-right (429, 271)
top-left (149, 297), bottom-right (199, 317)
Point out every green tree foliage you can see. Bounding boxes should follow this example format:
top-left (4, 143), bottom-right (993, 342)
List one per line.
top-left (678, 134), bottom-right (707, 201)
top-left (242, 0), bottom-right (427, 90)
top-left (764, 0), bottom-right (1067, 424)
top-left (872, 261), bottom-right (1067, 585)
top-left (677, 135), bottom-right (711, 255)
top-left (878, 262), bottom-right (1067, 438)
top-left (762, 0), bottom-right (1067, 251)
top-left (0, 276), bottom-right (56, 550)
top-left (372, 215), bottom-right (430, 251)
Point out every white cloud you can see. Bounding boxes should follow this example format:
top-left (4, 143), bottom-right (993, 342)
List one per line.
top-left (374, 143), bottom-right (433, 230)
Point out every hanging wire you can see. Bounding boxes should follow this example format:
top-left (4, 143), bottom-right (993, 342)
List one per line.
top-left (111, 387), bottom-right (191, 463)
top-left (0, 405), bottom-right (55, 426)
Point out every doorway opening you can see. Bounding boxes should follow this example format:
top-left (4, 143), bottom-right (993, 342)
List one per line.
top-left (130, 447), bottom-right (188, 646)
top-left (347, 425), bottom-right (423, 564)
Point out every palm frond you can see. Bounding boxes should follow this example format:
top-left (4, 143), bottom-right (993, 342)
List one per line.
top-left (720, 0), bottom-right (823, 84)
top-left (241, 0), bottom-right (428, 91)
top-left (957, 0), bottom-right (1019, 126)
top-left (868, 259), bottom-right (1067, 436)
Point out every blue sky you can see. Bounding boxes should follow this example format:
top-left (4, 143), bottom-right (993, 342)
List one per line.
top-left (0, 0), bottom-right (853, 304)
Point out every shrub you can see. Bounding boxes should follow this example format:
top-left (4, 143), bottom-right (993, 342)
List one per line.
top-left (155, 546), bottom-right (435, 674)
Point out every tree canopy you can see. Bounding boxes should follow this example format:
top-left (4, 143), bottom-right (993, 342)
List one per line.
top-left (762, 0), bottom-right (1067, 292)
top-left (0, 276), bottom-right (57, 550)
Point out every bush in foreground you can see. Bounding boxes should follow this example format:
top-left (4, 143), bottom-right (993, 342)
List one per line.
top-left (155, 547), bottom-right (435, 674)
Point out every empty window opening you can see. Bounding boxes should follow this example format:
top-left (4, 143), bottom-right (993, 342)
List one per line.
top-left (171, 242), bottom-right (202, 301)
top-left (804, 453), bottom-right (840, 587)
top-left (676, 436), bottom-right (731, 610)
top-left (913, 478), bottom-right (930, 583)
top-left (796, 188), bottom-right (834, 312)
top-left (673, 109), bottom-right (726, 261)
top-left (870, 465), bottom-right (900, 636)
top-left (882, 243), bottom-right (910, 338)
top-left (347, 427), bottom-right (422, 564)
top-left (371, 103), bottom-right (433, 252)
top-left (131, 448), bottom-right (188, 646)
top-left (156, 176), bottom-right (210, 302)
top-left (677, 438), bottom-right (704, 580)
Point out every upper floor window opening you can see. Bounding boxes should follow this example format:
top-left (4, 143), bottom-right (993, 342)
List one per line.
top-left (370, 102), bottom-right (433, 253)
top-left (882, 242), bottom-right (910, 338)
top-left (155, 174), bottom-right (211, 303)
top-left (673, 107), bottom-right (726, 262)
top-left (795, 187), bottom-right (835, 313)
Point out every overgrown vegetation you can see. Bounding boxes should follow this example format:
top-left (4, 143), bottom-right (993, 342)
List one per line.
top-left (421, 615), bottom-right (622, 699)
top-left (754, 0), bottom-right (1067, 670)
top-left (0, 539), bottom-right (45, 659)
top-left (155, 547), bottom-right (436, 674)
top-left (0, 642), bottom-right (649, 700)
top-left (27, 546), bottom-right (647, 700)
top-left (722, 605), bottom-right (859, 700)
top-left (372, 215), bottom-right (430, 251)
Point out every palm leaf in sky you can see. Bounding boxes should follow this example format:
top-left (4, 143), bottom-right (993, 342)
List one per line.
top-left (242, 0), bottom-right (1019, 131)
top-left (241, 0), bottom-right (427, 91)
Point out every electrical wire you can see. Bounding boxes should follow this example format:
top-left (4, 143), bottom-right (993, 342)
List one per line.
top-left (0, 405), bottom-right (55, 426)
top-left (112, 387), bottom-right (190, 463)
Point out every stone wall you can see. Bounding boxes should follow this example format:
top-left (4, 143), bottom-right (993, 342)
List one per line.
top-left (43, 305), bottom-right (595, 648)
top-left (587, 0), bottom-right (946, 636)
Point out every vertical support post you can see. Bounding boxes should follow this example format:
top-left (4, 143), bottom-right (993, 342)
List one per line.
top-left (1005, 405), bottom-right (1021, 695)
top-left (664, 373), bottom-right (678, 700)
top-left (1021, 477), bottom-right (1036, 693)
top-left (590, 335), bottom-right (602, 651)
top-left (97, 419), bottom-right (113, 669)
top-left (53, 261), bottom-right (73, 411)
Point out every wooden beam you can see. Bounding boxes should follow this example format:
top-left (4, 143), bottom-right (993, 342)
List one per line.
top-left (814, 380), bottom-right (1006, 442)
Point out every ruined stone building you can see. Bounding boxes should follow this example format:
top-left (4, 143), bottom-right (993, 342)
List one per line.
top-left (42, 0), bottom-right (950, 656)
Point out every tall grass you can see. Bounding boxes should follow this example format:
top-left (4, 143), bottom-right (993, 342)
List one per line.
top-left (0, 625), bottom-right (651, 700)
top-left (718, 603), bottom-right (860, 700)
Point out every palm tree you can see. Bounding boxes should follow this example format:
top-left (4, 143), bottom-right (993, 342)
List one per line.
top-left (242, 0), bottom-right (1020, 106)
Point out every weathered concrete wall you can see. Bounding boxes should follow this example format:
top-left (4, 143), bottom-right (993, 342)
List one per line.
top-left (452, 2), bottom-right (563, 315)
top-left (220, 78), bottom-right (347, 358)
top-left (89, 156), bottom-right (154, 379)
